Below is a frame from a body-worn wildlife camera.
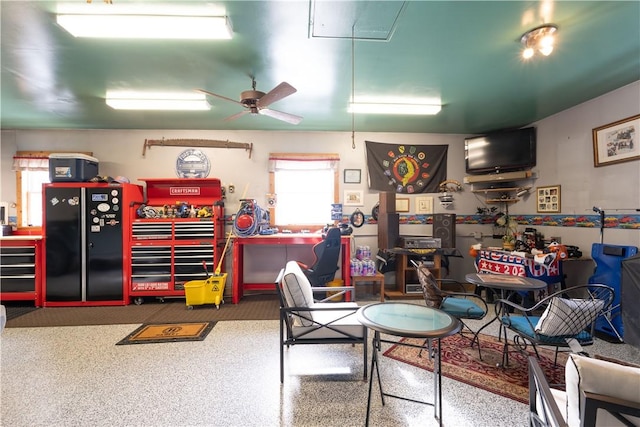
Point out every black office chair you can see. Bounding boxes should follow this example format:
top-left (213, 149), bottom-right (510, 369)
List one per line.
top-left (297, 227), bottom-right (342, 287)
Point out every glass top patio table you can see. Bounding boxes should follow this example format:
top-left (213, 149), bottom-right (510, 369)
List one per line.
top-left (357, 302), bottom-right (461, 427)
top-left (357, 302), bottom-right (460, 339)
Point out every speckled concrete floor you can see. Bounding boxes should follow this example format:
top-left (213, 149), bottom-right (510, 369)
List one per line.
top-left (2, 302), bottom-right (638, 427)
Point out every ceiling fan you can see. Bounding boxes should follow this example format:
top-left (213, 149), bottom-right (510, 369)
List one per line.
top-left (197, 78), bottom-right (303, 125)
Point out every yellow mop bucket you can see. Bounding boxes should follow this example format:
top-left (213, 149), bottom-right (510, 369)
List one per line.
top-left (184, 231), bottom-right (233, 310)
top-left (184, 272), bottom-right (227, 309)
top-left (326, 278), bottom-right (344, 302)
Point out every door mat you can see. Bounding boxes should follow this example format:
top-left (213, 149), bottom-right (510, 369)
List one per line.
top-left (3, 302), bottom-right (39, 321)
top-left (383, 333), bottom-right (567, 404)
top-left (116, 321), bottom-right (216, 345)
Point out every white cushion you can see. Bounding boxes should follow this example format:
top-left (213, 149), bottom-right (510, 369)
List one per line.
top-left (549, 388), bottom-right (567, 423)
top-left (0, 305), bottom-right (6, 333)
top-left (291, 303), bottom-right (364, 339)
top-left (535, 387), bottom-right (568, 426)
top-left (565, 354), bottom-right (640, 427)
top-left (282, 260), bottom-right (315, 326)
top-left (535, 297), bottom-right (604, 336)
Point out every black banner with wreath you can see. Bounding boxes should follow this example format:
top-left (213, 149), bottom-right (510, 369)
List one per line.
top-left (365, 140), bottom-right (447, 193)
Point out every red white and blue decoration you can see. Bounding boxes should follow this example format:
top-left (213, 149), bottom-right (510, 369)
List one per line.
top-left (475, 249), bottom-right (562, 285)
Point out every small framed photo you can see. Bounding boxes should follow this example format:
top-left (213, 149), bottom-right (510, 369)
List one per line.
top-left (395, 198), bottom-right (410, 213)
top-left (344, 190), bottom-right (363, 206)
top-left (592, 114), bottom-right (640, 167)
top-left (415, 196), bottom-right (433, 214)
top-left (343, 168), bottom-right (361, 184)
top-left (536, 185), bottom-right (561, 213)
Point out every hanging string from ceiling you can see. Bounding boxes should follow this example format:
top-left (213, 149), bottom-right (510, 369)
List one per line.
top-left (351, 24), bottom-right (356, 150)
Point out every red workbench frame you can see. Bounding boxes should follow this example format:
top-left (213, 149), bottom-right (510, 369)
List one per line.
top-left (231, 234), bottom-right (352, 304)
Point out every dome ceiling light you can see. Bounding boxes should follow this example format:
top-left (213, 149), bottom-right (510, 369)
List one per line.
top-left (520, 24), bottom-right (558, 59)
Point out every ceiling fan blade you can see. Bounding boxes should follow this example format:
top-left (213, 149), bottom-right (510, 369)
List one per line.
top-left (223, 110), bottom-right (250, 122)
top-left (259, 108), bottom-right (303, 125)
top-left (257, 82), bottom-right (297, 108)
top-left (196, 89), bottom-right (243, 106)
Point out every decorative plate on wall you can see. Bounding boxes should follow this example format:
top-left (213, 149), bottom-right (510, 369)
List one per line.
top-left (176, 149), bottom-right (211, 178)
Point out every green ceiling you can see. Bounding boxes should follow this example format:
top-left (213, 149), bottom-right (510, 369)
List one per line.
top-left (2, 1), bottom-right (639, 134)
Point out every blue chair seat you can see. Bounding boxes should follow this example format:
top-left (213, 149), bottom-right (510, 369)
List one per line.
top-left (442, 298), bottom-right (485, 319)
top-left (501, 315), bottom-right (594, 345)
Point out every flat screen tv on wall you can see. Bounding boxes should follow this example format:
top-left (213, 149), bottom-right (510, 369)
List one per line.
top-left (464, 127), bottom-right (537, 174)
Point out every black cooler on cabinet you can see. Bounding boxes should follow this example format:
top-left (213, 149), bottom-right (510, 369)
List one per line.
top-left (49, 153), bottom-right (99, 182)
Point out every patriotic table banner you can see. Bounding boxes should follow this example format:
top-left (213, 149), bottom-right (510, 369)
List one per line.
top-left (474, 250), bottom-right (562, 285)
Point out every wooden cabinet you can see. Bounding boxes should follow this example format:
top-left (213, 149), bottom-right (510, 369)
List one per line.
top-left (384, 252), bottom-right (441, 300)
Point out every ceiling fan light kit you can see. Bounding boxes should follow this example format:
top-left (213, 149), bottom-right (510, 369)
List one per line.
top-left (56, 14), bottom-right (233, 39)
top-left (520, 24), bottom-right (558, 59)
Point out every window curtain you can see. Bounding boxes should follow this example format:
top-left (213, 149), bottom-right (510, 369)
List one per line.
top-left (268, 153), bottom-right (339, 171)
top-left (12, 155), bottom-right (49, 171)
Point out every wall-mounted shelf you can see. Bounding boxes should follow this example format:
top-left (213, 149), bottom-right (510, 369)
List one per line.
top-left (465, 171), bottom-right (537, 205)
top-left (472, 187), bottom-right (532, 204)
top-left (463, 170), bottom-right (535, 184)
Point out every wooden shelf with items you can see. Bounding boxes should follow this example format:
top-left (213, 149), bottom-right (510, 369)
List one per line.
top-left (465, 171), bottom-right (537, 205)
top-left (384, 252), bottom-right (441, 300)
top-left (471, 187), bottom-right (532, 204)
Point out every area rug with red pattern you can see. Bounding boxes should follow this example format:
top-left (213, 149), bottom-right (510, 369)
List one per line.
top-left (383, 333), bottom-right (567, 404)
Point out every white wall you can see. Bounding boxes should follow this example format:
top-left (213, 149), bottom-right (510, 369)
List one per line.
top-left (2, 81), bottom-right (639, 283)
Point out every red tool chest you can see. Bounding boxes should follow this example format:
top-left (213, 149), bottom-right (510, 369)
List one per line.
top-left (129, 178), bottom-right (224, 304)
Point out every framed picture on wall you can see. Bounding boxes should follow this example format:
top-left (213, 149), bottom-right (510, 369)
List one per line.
top-left (395, 198), bottom-right (410, 213)
top-left (343, 169), bottom-right (361, 183)
top-left (415, 196), bottom-right (434, 214)
top-left (536, 185), bottom-right (561, 213)
top-left (344, 190), bottom-right (363, 206)
top-left (592, 114), bottom-right (640, 167)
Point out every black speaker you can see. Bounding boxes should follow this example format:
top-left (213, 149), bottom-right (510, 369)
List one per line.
top-left (433, 213), bottom-right (456, 249)
top-left (378, 213), bottom-right (399, 250)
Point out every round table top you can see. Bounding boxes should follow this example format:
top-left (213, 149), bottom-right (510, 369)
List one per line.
top-left (356, 302), bottom-right (461, 339)
top-left (465, 273), bottom-right (547, 291)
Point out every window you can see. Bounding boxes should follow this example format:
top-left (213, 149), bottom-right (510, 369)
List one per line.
top-left (20, 170), bottom-right (49, 227)
top-left (13, 151), bottom-right (91, 229)
top-left (13, 152), bottom-right (50, 228)
top-left (269, 153), bottom-right (339, 231)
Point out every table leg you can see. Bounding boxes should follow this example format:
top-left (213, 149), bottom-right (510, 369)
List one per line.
top-left (366, 331), bottom-right (384, 427)
top-left (231, 240), bottom-right (241, 304)
top-left (365, 334), bottom-right (450, 426)
top-left (471, 289), bottom-right (509, 361)
top-left (434, 338), bottom-right (443, 426)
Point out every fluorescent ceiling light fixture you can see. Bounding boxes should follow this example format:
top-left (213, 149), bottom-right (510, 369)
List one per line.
top-left (106, 91), bottom-right (210, 111)
top-left (57, 14), bottom-right (232, 39)
top-left (349, 103), bottom-right (441, 115)
top-left (349, 96), bottom-right (441, 115)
